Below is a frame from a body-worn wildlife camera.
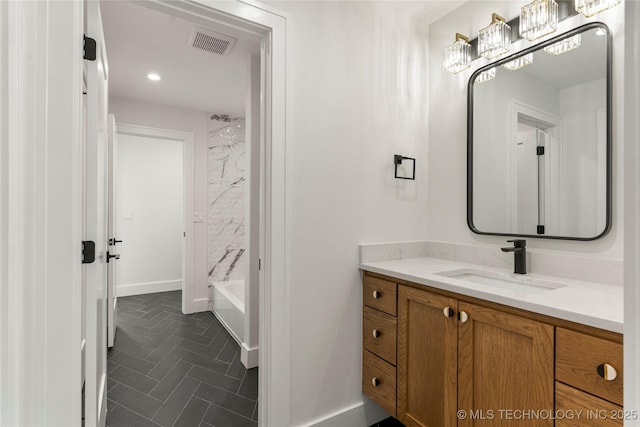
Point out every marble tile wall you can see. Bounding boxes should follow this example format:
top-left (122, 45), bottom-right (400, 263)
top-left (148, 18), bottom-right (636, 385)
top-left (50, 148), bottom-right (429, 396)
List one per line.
top-left (208, 115), bottom-right (246, 297)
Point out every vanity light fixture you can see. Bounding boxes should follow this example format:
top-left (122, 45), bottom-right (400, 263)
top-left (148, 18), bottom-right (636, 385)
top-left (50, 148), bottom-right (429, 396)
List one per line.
top-left (520, 0), bottom-right (558, 41)
top-left (544, 34), bottom-right (581, 55)
top-left (478, 13), bottom-right (511, 59)
top-left (476, 68), bottom-right (496, 83)
top-left (443, 33), bottom-right (471, 74)
top-left (502, 53), bottom-right (533, 71)
top-left (575, 0), bottom-right (621, 17)
top-left (147, 73), bottom-right (161, 81)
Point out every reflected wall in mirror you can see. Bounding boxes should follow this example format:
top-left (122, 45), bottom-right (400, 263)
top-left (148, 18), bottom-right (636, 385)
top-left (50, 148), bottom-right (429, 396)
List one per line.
top-left (468, 23), bottom-right (610, 240)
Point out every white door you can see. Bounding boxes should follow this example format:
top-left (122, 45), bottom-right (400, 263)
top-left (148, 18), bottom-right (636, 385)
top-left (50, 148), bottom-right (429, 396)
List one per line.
top-left (107, 115), bottom-right (119, 348)
top-left (85, 1), bottom-right (109, 426)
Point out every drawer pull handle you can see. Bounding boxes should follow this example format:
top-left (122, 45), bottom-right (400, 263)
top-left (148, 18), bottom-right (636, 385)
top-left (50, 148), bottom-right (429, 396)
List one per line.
top-left (372, 329), bottom-right (381, 338)
top-left (443, 307), bottom-right (455, 318)
top-left (597, 363), bottom-right (618, 381)
top-left (459, 311), bottom-right (469, 323)
top-left (372, 290), bottom-right (381, 299)
top-left (371, 377), bottom-right (380, 387)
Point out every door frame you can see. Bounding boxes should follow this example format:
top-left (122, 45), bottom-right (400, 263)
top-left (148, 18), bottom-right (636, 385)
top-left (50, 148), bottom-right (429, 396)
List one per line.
top-left (115, 123), bottom-right (197, 313)
top-left (624, 0), bottom-right (640, 413)
top-left (0, 0), bottom-right (85, 425)
top-left (152, 2), bottom-right (290, 425)
top-left (509, 100), bottom-right (562, 235)
top-left (0, 0), bottom-right (289, 426)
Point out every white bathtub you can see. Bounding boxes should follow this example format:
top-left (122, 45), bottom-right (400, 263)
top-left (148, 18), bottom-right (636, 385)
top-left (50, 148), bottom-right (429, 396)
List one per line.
top-left (211, 280), bottom-right (244, 343)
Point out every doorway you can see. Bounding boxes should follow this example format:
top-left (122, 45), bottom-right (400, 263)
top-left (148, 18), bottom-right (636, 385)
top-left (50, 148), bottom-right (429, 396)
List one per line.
top-left (509, 101), bottom-right (562, 236)
top-left (113, 123), bottom-right (196, 314)
top-left (99, 1), bottom-right (268, 425)
top-left (0, 0), bottom-right (288, 426)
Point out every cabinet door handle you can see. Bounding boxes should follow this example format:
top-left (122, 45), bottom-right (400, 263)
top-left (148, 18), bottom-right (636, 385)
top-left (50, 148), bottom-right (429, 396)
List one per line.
top-left (372, 329), bottom-right (381, 338)
top-left (459, 311), bottom-right (469, 323)
top-left (372, 290), bottom-right (381, 299)
top-left (443, 307), bottom-right (455, 318)
top-left (597, 363), bottom-right (618, 381)
top-left (371, 377), bottom-right (380, 387)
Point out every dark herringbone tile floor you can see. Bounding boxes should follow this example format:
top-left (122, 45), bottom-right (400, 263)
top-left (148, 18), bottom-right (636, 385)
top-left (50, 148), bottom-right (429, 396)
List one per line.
top-left (106, 291), bottom-right (258, 427)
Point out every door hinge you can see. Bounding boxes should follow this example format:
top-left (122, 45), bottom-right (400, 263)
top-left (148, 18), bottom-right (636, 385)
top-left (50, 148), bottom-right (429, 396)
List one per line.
top-left (258, 258), bottom-right (262, 271)
top-left (537, 225), bottom-right (545, 235)
top-left (82, 241), bottom-right (96, 264)
top-left (84, 35), bottom-right (96, 61)
top-left (537, 146), bottom-right (545, 156)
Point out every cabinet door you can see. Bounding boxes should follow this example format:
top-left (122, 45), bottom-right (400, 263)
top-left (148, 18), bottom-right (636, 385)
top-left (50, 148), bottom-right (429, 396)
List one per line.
top-left (457, 302), bottom-right (554, 427)
top-left (397, 285), bottom-right (458, 427)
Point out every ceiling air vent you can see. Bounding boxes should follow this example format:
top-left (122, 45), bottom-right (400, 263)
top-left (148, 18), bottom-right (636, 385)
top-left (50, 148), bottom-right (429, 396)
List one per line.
top-left (189, 27), bottom-right (236, 56)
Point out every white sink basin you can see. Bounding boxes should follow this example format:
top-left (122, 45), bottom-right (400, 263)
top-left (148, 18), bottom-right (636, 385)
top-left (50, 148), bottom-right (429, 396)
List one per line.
top-left (435, 268), bottom-right (567, 294)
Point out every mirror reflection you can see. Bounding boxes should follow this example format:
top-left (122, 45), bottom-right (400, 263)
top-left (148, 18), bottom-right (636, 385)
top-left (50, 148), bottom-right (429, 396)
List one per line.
top-left (469, 24), bottom-right (610, 240)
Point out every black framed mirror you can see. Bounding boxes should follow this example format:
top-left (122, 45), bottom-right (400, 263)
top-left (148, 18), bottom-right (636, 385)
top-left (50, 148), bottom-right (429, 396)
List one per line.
top-left (467, 22), bottom-right (611, 240)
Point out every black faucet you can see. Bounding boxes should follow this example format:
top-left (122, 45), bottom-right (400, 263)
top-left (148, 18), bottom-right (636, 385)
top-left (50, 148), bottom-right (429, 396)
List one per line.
top-left (500, 239), bottom-right (527, 274)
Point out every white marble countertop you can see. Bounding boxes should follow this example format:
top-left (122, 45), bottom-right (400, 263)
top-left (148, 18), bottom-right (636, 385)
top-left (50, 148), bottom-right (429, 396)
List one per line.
top-left (360, 256), bottom-right (623, 333)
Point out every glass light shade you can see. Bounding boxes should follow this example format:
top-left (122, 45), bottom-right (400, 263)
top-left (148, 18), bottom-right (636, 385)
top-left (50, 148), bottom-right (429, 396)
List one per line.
top-left (520, 0), bottom-right (558, 41)
top-left (476, 68), bottom-right (496, 84)
top-left (544, 34), bottom-right (581, 55)
top-left (478, 17), bottom-right (511, 59)
top-left (502, 53), bottom-right (533, 71)
top-left (575, 0), bottom-right (621, 17)
top-left (443, 37), bottom-right (471, 74)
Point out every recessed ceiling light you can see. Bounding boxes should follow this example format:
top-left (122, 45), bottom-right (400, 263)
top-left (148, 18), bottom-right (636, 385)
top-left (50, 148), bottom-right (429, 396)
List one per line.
top-left (147, 73), bottom-right (161, 81)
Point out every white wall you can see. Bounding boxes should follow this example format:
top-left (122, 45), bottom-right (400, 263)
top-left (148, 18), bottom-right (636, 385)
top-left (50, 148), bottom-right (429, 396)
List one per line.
top-left (428, 1), bottom-right (624, 257)
top-left (560, 78), bottom-right (606, 236)
top-left (243, 54), bottom-right (260, 367)
top-left (263, 1), bottom-right (445, 425)
top-left (109, 96), bottom-right (210, 304)
top-left (116, 133), bottom-right (183, 294)
top-left (262, 1), bottom-right (625, 425)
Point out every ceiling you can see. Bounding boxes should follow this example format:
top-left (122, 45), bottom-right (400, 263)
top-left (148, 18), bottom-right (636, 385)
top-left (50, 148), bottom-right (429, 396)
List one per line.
top-left (100, 1), bottom-right (260, 116)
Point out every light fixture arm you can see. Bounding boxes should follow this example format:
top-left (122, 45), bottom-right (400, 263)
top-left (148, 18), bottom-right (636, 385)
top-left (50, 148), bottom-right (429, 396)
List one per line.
top-left (491, 13), bottom-right (506, 23)
top-left (455, 33), bottom-right (470, 43)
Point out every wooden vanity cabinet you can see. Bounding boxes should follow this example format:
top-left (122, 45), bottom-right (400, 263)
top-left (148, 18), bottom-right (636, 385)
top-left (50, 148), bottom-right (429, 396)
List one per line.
top-left (397, 285), bottom-right (458, 427)
top-left (456, 301), bottom-right (554, 427)
top-left (361, 272), bottom-right (623, 427)
top-left (555, 328), bottom-right (624, 426)
top-left (396, 287), bottom-right (554, 427)
top-left (362, 275), bottom-right (398, 417)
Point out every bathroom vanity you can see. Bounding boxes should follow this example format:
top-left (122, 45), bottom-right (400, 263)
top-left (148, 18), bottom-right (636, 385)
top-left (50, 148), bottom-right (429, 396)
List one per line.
top-left (361, 16), bottom-right (624, 427)
top-left (360, 257), bottom-right (623, 427)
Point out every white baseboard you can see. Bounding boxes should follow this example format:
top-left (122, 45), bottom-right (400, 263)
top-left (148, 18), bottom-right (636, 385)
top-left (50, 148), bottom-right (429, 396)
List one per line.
top-left (116, 280), bottom-right (182, 297)
top-left (183, 297), bottom-right (209, 314)
top-left (241, 343), bottom-right (259, 369)
top-left (303, 399), bottom-right (389, 427)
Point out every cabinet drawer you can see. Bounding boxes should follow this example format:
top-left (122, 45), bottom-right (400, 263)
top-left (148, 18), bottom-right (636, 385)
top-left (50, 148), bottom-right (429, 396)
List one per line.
top-left (556, 382), bottom-right (622, 427)
top-left (363, 350), bottom-right (396, 417)
top-left (556, 328), bottom-right (623, 405)
top-left (363, 275), bottom-right (397, 316)
top-left (363, 306), bottom-right (397, 365)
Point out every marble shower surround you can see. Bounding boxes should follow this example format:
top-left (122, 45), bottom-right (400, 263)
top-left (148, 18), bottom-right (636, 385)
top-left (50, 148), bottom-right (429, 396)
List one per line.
top-left (208, 115), bottom-right (246, 297)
